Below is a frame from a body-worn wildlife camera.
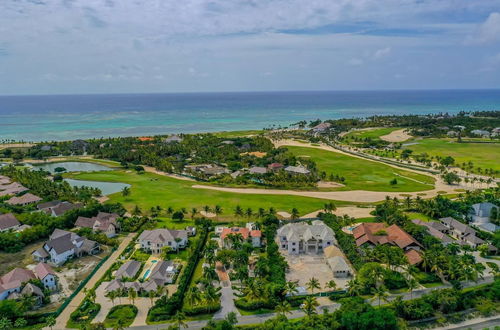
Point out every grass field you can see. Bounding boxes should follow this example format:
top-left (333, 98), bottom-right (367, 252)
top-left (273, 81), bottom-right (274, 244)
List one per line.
top-left (345, 127), bottom-right (401, 140)
top-left (406, 138), bottom-right (500, 173)
top-left (213, 130), bottom-right (264, 138)
top-left (65, 170), bottom-right (356, 218)
top-left (103, 305), bottom-right (137, 328)
top-left (286, 146), bottom-right (435, 192)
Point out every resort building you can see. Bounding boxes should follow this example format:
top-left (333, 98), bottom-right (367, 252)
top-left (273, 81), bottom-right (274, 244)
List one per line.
top-left (277, 221), bottom-right (336, 254)
top-left (0, 213), bottom-right (21, 232)
top-left (138, 228), bottom-right (189, 253)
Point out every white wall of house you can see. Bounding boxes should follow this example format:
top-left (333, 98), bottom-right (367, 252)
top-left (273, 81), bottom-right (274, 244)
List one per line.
top-left (140, 238), bottom-right (187, 254)
top-left (49, 248), bottom-right (74, 265)
top-left (41, 274), bottom-right (57, 290)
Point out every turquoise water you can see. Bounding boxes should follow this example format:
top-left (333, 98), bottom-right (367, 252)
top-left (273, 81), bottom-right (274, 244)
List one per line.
top-left (63, 178), bottom-right (130, 196)
top-left (142, 269), bottom-right (151, 280)
top-left (31, 161), bottom-right (112, 173)
top-left (1, 90), bottom-right (499, 141)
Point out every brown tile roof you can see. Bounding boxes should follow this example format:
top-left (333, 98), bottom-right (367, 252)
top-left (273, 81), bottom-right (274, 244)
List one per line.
top-left (33, 263), bottom-right (56, 280)
top-left (405, 249), bottom-right (423, 265)
top-left (353, 222), bottom-right (421, 249)
top-left (1, 268), bottom-right (35, 286)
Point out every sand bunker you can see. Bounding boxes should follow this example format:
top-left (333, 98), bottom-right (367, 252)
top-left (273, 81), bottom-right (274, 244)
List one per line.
top-left (380, 129), bottom-right (412, 142)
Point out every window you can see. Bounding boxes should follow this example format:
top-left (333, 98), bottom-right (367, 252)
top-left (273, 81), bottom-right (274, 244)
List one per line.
top-left (292, 248), bottom-right (296, 252)
top-left (292, 242), bottom-right (296, 245)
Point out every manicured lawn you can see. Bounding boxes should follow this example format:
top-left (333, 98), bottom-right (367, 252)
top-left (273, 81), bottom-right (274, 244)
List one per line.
top-left (406, 138), bottom-right (500, 174)
top-left (404, 212), bottom-right (435, 222)
top-left (286, 146), bottom-right (435, 192)
top-left (345, 127), bottom-right (401, 140)
top-left (65, 170), bottom-right (353, 218)
top-left (103, 304), bottom-right (137, 328)
top-left (356, 217), bottom-right (377, 223)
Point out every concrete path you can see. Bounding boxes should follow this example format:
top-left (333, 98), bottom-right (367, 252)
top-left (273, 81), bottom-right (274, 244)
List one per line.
top-left (53, 233), bottom-right (135, 329)
top-left (213, 281), bottom-right (240, 320)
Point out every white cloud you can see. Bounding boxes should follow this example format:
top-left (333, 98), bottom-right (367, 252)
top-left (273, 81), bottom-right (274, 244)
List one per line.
top-left (373, 47), bottom-right (391, 59)
top-left (468, 12), bottom-right (500, 44)
top-left (348, 58), bottom-right (364, 66)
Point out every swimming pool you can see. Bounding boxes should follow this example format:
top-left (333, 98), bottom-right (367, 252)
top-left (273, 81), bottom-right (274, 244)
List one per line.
top-left (142, 269), bottom-right (151, 280)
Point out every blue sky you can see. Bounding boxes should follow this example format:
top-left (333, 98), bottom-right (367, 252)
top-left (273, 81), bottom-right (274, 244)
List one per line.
top-left (1, 0), bottom-right (500, 94)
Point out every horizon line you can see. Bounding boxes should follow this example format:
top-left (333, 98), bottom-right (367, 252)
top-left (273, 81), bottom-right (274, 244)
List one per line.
top-left (1, 87), bottom-right (500, 97)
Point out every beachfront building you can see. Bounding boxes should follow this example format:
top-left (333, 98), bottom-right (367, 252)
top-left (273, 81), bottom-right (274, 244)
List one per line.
top-left (277, 221), bottom-right (336, 254)
top-left (138, 228), bottom-right (189, 253)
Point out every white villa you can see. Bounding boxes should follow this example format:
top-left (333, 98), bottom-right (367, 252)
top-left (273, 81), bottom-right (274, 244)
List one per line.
top-left (277, 220), bottom-right (336, 254)
top-left (470, 202), bottom-right (499, 233)
top-left (138, 228), bottom-right (189, 253)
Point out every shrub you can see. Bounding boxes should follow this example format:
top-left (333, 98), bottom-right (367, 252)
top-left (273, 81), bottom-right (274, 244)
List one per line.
top-left (183, 302), bottom-right (221, 315)
top-left (103, 304), bottom-right (137, 328)
top-left (234, 298), bottom-right (275, 311)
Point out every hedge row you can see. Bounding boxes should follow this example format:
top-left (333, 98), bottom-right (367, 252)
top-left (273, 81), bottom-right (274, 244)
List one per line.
top-left (183, 302), bottom-right (221, 316)
top-left (148, 227), bottom-right (209, 321)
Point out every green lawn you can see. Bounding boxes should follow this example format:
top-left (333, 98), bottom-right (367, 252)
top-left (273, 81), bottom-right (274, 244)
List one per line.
top-left (213, 130), bottom-right (265, 138)
top-left (65, 170), bottom-right (355, 218)
top-left (286, 146), bottom-right (435, 192)
top-left (345, 127), bottom-right (401, 140)
top-left (103, 305), bottom-right (137, 328)
top-left (406, 138), bottom-right (500, 174)
top-left (404, 212), bottom-right (435, 222)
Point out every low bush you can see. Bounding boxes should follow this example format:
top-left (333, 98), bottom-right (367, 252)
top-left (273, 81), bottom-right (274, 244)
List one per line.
top-left (183, 302), bottom-right (221, 315)
top-left (234, 298), bottom-right (276, 311)
top-left (103, 304), bottom-right (137, 328)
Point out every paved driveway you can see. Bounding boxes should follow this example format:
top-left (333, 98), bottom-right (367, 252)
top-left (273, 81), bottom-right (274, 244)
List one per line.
top-left (213, 284), bottom-right (240, 320)
top-left (52, 233), bottom-right (135, 329)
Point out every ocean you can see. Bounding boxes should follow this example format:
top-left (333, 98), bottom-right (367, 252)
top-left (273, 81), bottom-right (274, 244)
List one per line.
top-left (0, 90), bottom-right (499, 142)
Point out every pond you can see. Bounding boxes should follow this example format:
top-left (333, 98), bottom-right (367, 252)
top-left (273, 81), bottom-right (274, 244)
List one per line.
top-left (31, 161), bottom-right (112, 173)
top-left (64, 178), bottom-right (130, 196)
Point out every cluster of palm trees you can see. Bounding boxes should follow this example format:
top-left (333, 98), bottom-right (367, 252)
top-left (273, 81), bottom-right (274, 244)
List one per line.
top-left (185, 284), bottom-right (221, 311)
top-left (105, 285), bottom-right (167, 308)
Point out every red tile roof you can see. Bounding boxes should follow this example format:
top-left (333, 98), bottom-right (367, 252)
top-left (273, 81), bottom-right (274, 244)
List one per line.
top-left (405, 249), bottom-right (423, 265)
top-left (353, 223), bottom-right (421, 249)
top-left (34, 262), bottom-right (56, 280)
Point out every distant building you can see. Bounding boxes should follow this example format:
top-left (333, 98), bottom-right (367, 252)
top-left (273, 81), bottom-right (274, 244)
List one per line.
top-left (249, 166), bottom-right (267, 175)
top-left (411, 219), bottom-right (453, 245)
top-left (267, 163), bottom-right (284, 172)
top-left (284, 165), bottom-right (310, 175)
top-left (469, 203), bottom-right (499, 233)
top-left (163, 135), bottom-right (183, 144)
top-left (470, 129), bottom-right (490, 138)
top-left (439, 217), bottom-right (486, 248)
top-left (311, 122), bottom-right (332, 134)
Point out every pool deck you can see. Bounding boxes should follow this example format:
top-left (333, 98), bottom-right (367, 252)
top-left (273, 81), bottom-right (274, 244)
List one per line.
top-left (139, 256), bottom-right (160, 280)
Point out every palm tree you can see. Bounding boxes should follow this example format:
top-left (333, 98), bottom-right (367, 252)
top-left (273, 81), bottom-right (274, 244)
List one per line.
top-left (106, 290), bottom-right (117, 306)
top-left (166, 206), bottom-right (174, 216)
top-left (172, 311), bottom-right (188, 329)
top-left (186, 286), bottom-right (202, 306)
top-left (371, 285), bottom-right (389, 306)
top-left (149, 290), bottom-right (156, 306)
top-left (347, 279), bottom-right (362, 296)
top-left (14, 318), bottom-right (27, 329)
top-left (0, 318), bottom-right (12, 330)
top-left (301, 296), bottom-right (319, 318)
top-left (306, 277), bottom-right (321, 294)
top-left (406, 278), bottom-right (419, 299)
top-left (291, 208), bottom-right (300, 219)
top-left (275, 300), bottom-right (292, 318)
top-left (245, 207), bottom-right (253, 218)
top-left (128, 287), bottom-right (137, 305)
top-left (283, 280), bottom-right (299, 296)
top-left (45, 316), bottom-right (56, 330)
top-left (121, 186), bottom-right (130, 197)
top-left (234, 205), bottom-right (243, 217)
top-left (113, 317), bottom-right (128, 330)
top-left (257, 208), bottom-right (266, 218)
top-left (325, 280), bottom-right (337, 292)
top-left (190, 207), bottom-right (198, 219)
top-left (203, 205), bottom-right (211, 214)
top-left (203, 266), bottom-right (218, 283)
top-left (214, 205), bottom-right (222, 219)
top-left (204, 285), bottom-right (222, 311)
top-left (132, 205), bottom-right (142, 216)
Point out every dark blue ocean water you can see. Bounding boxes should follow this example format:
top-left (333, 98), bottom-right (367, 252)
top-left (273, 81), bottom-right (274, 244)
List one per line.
top-left (0, 90), bottom-right (499, 141)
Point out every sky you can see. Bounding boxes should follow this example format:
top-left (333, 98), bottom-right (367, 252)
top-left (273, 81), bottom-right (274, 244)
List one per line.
top-left (1, 0), bottom-right (500, 95)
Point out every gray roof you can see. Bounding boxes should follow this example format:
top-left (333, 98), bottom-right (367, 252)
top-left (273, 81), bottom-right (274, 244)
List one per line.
top-left (149, 260), bottom-right (177, 282)
top-left (327, 256), bottom-right (351, 273)
top-left (277, 222), bottom-right (336, 243)
top-left (249, 167), bottom-right (267, 174)
top-left (470, 202), bottom-right (498, 218)
top-left (284, 165), bottom-right (310, 174)
top-left (45, 234), bottom-right (76, 254)
top-left (21, 283), bottom-right (44, 297)
top-left (412, 220), bottom-right (453, 244)
top-left (37, 200), bottom-right (62, 210)
top-left (0, 213), bottom-right (20, 230)
top-left (115, 260), bottom-right (141, 280)
top-left (139, 229), bottom-right (188, 244)
top-left (6, 193), bottom-right (42, 205)
top-left (50, 202), bottom-right (82, 216)
top-left (440, 217), bottom-right (477, 236)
